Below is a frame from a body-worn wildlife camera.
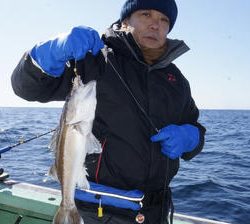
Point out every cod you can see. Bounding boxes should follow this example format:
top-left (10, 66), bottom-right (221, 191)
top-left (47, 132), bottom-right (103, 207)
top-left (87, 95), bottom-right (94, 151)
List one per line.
top-left (49, 75), bottom-right (101, 224)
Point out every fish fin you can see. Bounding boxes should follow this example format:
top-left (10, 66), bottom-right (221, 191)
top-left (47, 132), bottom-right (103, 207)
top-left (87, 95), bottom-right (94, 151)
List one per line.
top-left (53, 205), bottom-right (84, 224)
top-left (86, 133), bottom-right (102, 154)
top-left (43, 172), bottom-right (51, 183)
top-left (73, 121), bottom-right (88, 134)
top-left (73, 121), bottom-right (95, 137)
top-left (77, 167), bottom-right (90, 190)
top-left (48, 126), bottom-right (59, 152)
top-left (48, 164), bottom-right (59, 181)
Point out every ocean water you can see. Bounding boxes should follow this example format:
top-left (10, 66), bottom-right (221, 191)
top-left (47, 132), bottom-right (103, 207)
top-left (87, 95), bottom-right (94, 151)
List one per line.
top-left (0, 107), bottom-right (249, 224)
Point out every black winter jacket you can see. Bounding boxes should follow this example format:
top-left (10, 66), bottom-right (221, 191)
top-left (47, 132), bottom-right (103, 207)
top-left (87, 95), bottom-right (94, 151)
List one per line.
top-left (11, 29), bottom-right (206, 193)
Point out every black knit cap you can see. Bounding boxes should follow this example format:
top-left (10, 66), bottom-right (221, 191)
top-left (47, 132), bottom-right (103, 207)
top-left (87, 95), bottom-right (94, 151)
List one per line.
top-left (120, 0), bottom-right (178, 33)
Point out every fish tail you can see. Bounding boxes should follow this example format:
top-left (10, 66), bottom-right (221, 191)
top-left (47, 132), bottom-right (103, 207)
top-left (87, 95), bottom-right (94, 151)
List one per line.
top-left (53, 205), bottom-right (84, 224)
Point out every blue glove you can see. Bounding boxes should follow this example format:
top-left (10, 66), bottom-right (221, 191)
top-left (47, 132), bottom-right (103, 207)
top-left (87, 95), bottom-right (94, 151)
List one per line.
top-left (151, 124), bottom-right (199, 159)
top-left (30, 26), bottom-right (104, 77)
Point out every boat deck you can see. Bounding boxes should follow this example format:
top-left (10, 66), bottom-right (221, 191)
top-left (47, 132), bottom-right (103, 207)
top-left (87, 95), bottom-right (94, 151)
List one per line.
top-left (0, 179), bottom-right (229, 224)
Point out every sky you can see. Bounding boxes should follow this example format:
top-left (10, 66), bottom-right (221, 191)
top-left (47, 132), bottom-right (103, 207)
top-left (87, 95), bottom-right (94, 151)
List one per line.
top-left (1, 0), bottom-right (250, 110)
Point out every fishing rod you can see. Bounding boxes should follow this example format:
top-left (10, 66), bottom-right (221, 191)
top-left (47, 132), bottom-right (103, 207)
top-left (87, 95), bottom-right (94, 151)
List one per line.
top-left (0, 128), bottom-right (56, 155)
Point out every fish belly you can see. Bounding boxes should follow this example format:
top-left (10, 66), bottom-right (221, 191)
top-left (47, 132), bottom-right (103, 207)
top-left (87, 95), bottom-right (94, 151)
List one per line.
top-left (61, 126), bottom-right (89, 205)
top-left (53, 127), bottom-right (87, 224)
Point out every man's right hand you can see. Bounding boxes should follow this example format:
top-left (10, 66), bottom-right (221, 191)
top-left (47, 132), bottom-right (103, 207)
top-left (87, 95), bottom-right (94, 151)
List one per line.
top-left (30, 26), bottom-right (104, 77)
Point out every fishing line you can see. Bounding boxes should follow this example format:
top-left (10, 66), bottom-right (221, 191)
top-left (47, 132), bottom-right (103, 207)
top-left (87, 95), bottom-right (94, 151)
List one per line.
top-left (0, 128), bottom-right (56, 155)
top-left (102, 48), bottom-right (159, 133)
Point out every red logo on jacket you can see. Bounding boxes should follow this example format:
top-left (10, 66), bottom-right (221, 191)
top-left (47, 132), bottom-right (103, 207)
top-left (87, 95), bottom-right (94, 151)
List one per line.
top-left (167, 73), bottom-right (176, 82)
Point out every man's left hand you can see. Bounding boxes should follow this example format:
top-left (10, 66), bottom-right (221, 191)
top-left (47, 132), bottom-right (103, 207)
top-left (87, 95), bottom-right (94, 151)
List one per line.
top-left (150, 124), bottom-right (199, 159)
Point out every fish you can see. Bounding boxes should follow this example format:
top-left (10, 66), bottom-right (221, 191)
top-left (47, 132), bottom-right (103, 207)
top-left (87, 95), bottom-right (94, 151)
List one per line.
top-left (49, 75), bottom-right (101, 224)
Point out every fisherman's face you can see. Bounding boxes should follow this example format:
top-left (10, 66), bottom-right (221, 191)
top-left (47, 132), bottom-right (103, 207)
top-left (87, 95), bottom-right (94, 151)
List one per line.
top-left (123, 9), bottom-right (170, 49)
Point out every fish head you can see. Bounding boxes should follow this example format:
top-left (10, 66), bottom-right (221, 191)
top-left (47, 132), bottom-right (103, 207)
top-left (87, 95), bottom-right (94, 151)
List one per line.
top-left (66, 80), bottom-right (97, 125)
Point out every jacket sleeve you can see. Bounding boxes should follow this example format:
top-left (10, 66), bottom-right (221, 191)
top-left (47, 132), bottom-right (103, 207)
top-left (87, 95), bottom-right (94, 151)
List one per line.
top-left (180, 80), bottom-right (206, 161)
top-left (11, 52), bottom-right (102, 103)
top-left (11, 52), bottom-right (74, 102)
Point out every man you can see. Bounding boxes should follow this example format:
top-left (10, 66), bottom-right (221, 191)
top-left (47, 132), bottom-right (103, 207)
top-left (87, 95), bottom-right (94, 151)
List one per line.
top-left (11, 0), bottom-right (206, 223)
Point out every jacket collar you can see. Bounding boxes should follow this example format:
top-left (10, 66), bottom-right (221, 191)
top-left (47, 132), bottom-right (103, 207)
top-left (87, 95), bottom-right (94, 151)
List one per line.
top-left (103, 28), bottom-right (190, 69)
